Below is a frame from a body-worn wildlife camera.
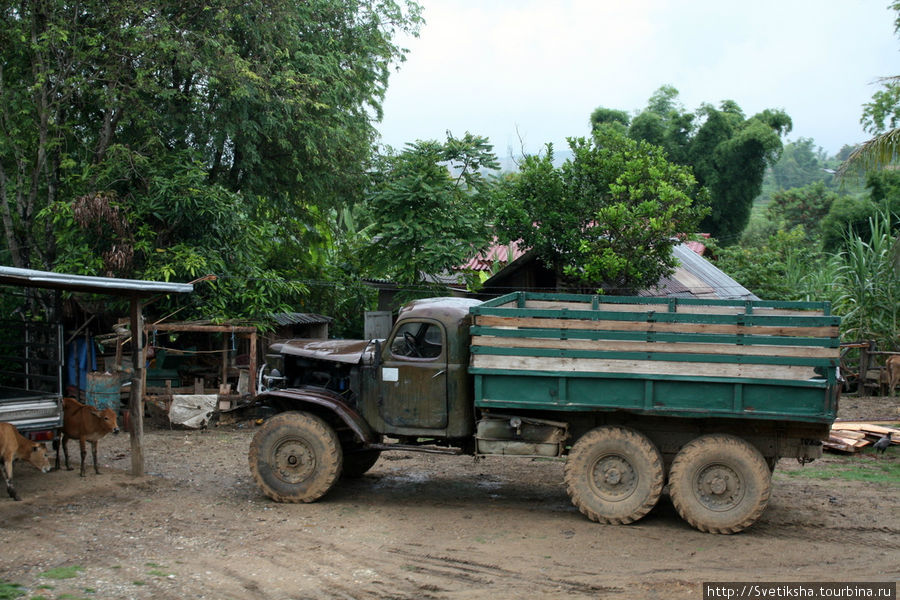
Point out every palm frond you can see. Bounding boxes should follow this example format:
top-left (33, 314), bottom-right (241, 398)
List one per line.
top-left (837, 127), bottom-right (900, 177)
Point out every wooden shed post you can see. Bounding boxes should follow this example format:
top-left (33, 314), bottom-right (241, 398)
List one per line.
top-left (130, 298), bottom-right (145, 476)
top-left (249, 331), bottom-right (257, 395)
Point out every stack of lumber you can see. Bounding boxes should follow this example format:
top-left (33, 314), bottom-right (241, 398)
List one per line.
top-left (826, 421), bottom-right (900, 453)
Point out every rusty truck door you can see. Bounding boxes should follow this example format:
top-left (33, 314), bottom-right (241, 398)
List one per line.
top-left (379, 319), bottom-right (448, 430)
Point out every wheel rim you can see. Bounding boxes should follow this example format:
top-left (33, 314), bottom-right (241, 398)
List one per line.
top-left (694, 462), bottom-right (744, 512)
top-left (589, 453), bottom-right (638, 501)
top-left (273, 438), bottom-right (316, 484)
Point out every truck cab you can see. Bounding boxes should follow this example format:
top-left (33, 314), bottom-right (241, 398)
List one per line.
top-left (361, 297), bottom-right (480, 441)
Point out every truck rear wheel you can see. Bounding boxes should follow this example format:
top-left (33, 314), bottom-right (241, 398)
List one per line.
top-left (564, 426), bottom-right (664, 525)
top-left (249, 411), bottom-right (342, 503)
top-left (668, 434), bottom-right (771, 534)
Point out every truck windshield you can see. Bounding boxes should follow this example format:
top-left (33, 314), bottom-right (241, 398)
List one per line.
top-left (390, 321), bottom-right (443, 359)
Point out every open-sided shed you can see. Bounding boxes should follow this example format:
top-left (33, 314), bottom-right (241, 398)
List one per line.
top-left (0, 266), bottom-right (193, 475)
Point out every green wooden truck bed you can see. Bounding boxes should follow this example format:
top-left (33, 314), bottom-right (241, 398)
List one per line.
top-left (469, 292), bottom-right (841, 424)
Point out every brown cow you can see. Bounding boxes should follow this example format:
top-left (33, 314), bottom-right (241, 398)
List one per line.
top-left (57, 397), bottom-right (119, 477)
top-left (886, 355), bottom-right (900, 397)
top-left (0, 422), bottom-right (51, 501)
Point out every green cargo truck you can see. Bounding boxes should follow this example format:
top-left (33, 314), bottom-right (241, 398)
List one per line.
top-left (249, 292), bottom-right (840, 533)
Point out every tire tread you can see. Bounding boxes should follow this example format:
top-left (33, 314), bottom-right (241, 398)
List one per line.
top-left (564, 426), bottom-right (664, 525)
top-left (668, 434), bottom-right (771, 534)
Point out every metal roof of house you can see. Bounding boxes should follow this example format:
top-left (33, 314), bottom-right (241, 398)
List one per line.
top-left (669, 244), bottom-right (759, 300)
top-left (0, 266), bottom-right (193, 297)
top-left (477, 243), bottom-right (758, 301)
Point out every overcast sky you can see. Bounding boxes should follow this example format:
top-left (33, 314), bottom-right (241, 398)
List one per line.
top-left (377, 1), bottom-right (899, 163)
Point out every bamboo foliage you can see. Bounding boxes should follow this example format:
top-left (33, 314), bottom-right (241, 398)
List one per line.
top-left (811, 211), bottom-right (900, 349)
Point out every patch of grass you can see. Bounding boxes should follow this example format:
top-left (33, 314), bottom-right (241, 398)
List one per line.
top-left (0, 580), bottom-right (25, 600)
top-left (132, 581), bottom-right (146, 587)
top-left (29, 596), bottom-right (48, 600)
top-left (145, 562), bottom-right (171, 577)
top-left (34, 586), bottom-right (53, 591)
top-left (783, 456), bottom-right (900, 486)
top-left (38, 566), bottom-right (84, 580)
top-left (57, 595), bottom-right (90, 600)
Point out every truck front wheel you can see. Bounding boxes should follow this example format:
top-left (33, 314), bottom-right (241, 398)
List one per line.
top-left (564, 426), bottom-right (664, 525)
top-left (249, 411), bottom-right (342, 503)
top-left (668, 434), bottom-right (771, 534)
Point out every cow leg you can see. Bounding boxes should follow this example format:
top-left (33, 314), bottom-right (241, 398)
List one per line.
top-left (91, 440), bottom-right (100, 474)
top-left (2, 459), bottom-right (19, 501)
top-left (79, 437), bottom-right (87, 477)
top-left (62, 435), bottom-right (73, 471)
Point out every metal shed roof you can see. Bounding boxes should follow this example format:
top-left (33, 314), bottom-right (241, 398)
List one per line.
top-left (270, 312), bottom-right (333, 326)
top-left (0, 266), bottom-right (193, 296)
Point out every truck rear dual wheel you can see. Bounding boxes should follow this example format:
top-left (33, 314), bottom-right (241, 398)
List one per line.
top-left (668, 434), bottom-right (771, 534)
top-left (565, 426), bottom-right (665, 525)
top-left (249, 411), bottom-right (342, 503)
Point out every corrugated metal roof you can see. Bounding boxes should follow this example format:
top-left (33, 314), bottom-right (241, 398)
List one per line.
top-left (459, 240), bottom-right (526, 271)
top-left (671, 245), bottom-right (759, 300)
top-left (638, 273), bottom-right (694, 298)
top-left (0, 266), bottom-right (193, 296)
top-left (270, 312), bottom-right (333, 326)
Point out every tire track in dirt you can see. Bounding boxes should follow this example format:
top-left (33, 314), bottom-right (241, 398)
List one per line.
top-left (752, 521), bottom-right (900, 550)
top-left (384, 547), bottom-right (623, 597)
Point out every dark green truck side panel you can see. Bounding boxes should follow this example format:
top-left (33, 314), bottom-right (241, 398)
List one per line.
top-left (469, 292), bottom-right (840, 424)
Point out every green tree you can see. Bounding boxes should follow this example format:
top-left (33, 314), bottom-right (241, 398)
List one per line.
top-left (494, 131), bottom-right (708, 294)
top-left (712, 227), bottom-right (816, 300)
top-left (589, 107), bottom-right (630, 136)
top-left (365, 132), bottom-right (499, 289)
top-left (766, 181), bottom-right (840, 241)
top-left (693, 105), bottom-right (792, 242)
top-left (598, 87), bottom-right (792, 242)
top-left (820, 171), bottom-right (900, 252)
top-left (771, 138), bottom-right (830, 190)
top-left (0, 0), bottom-right (422, 319)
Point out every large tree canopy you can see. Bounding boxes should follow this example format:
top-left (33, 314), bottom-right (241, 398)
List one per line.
top-left (365, 132), bottom-right (498, 289)
top-left (0, 0), bottom-right (421, 318)
top-left (591, 87), bottom-right (791, 243)
top-left (494, 131), bottom-right (708, 295)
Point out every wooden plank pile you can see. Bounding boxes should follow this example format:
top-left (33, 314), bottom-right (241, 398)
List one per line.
top-left (826, 421), bottom-right (900, 453)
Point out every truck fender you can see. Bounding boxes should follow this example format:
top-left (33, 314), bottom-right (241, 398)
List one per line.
top-left (255, 387), bottom-right (376, 444)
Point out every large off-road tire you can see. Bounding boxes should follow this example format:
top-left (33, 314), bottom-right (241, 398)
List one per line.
top-left (668, 434), bottom-right (771, 534)
top-left (564, 426), bottom-right (664, 525)
top-left (341, 449), bottom-right (382, 478)
top-left (249, 411), bottom-right (342, 503)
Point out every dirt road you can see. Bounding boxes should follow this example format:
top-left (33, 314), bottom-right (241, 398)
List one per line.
top-left (1, 397), bottom-right (897, 600)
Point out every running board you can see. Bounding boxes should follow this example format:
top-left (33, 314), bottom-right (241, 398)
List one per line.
top-left (369, 443), bottom-right (464, 455)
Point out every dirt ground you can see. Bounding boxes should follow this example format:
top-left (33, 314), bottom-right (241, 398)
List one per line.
top-left (1, 397), bottom-right (898, 600)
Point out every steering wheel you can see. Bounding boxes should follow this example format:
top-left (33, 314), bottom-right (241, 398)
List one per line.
top-left (403, 331), bottom-right (422, 357)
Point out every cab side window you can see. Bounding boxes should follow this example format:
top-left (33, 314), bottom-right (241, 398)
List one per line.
top-left (390, 321), bottom-right (443, 359)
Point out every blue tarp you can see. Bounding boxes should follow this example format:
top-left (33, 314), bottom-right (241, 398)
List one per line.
top-left (66, 338), bottom-right (96, 391)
